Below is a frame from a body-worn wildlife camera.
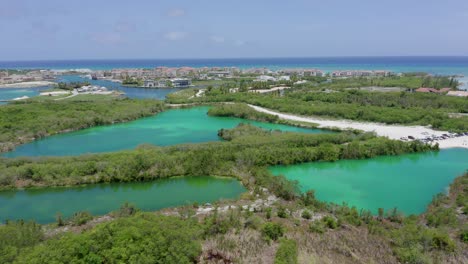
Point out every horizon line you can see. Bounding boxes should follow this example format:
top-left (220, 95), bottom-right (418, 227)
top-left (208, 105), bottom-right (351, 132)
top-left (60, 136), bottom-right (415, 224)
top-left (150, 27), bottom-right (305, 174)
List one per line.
top-left (2, 55), bottom-right (468, 63)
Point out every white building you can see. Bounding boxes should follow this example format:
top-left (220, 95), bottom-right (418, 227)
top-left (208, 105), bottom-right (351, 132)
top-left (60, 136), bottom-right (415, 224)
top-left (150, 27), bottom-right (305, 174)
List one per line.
top-left (257, 75), bottom-right (277, 82)
top-left (171, 78), bottom-right (192, 88)
top-left (208, 71), bottom-right (231, 78)
top-left (144, 79), bottom-right (168, 88)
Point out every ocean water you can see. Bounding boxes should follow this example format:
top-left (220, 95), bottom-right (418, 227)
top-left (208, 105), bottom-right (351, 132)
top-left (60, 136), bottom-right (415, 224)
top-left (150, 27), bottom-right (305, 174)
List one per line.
top-left (1, 57), bottom-right (468, 76)
top-left (270, 148), bottom-right (468, 215)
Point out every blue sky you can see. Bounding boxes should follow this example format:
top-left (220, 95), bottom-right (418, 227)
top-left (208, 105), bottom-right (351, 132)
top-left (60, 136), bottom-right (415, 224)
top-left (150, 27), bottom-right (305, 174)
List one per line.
top-left (1, 0), bottom-right (468, 60)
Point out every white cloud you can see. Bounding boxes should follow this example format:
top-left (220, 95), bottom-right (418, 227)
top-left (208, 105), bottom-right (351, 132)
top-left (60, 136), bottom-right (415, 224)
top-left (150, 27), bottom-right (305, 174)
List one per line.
top-left (167, 9), bottom-right (186, 17)
top-left (163, 31), bottom-right (187, 41)
top-left (210, 36), bottom-right (225, 43)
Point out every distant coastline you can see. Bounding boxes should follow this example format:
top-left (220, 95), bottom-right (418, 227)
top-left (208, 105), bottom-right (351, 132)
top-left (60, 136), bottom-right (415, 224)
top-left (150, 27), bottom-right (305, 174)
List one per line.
top-left (1, 56), bottom-right (468, 76)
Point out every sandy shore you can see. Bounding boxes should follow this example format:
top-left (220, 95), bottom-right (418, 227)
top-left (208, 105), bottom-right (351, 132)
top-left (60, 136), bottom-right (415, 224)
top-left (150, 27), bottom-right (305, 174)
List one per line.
top-left (0, 81), bottom-right (55, 88)
top-left (248, 104), bottom-right (468, 149)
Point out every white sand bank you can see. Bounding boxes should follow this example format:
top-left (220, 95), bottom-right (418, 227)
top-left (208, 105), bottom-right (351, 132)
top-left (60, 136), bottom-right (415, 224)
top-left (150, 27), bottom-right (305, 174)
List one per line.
top-left (0, 81), bottom-right (55, 88)
top-left (248, 104), bottom-right (468, 149)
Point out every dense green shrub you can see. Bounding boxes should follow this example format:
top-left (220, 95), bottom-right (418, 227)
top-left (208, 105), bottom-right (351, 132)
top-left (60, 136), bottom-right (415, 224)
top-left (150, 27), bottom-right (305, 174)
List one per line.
top-left (55, 81), bottom-right (90, 90)
top-left (112, 202), bottom-right (139, 217)
top-left (460, 230), bottom-right (468, 243)
top-left (266, 207), bottom-right (272, 219)
top-left (391, 222), bottom-right (456, 263)
top-left (0, 124), bottom-right (436, 192)
top-left (309, 221), bottom-right (325, 234)
top-left (426, 207), bottom-right (457, 227)
top-left (170, 87), bottom-right (468, 132)
top-left (334, 206), bottom-right (362, 226)
top-left (262, 222), bottom-right (284, 241)
top-left (277, 206), bottom-right (288, 218)
top-left (0, 221), bottom-right (43, 263)
top-left (69, 211), bottom-right (93, 226)
top-left (0, 99), bottom-right (165, 152)
top-left (203, 209), bottom-right (237, 236)
top-left (14, 214), bottom-right (202, 264)
top-left (301, 210), bottom-right (312, 220)
top-left (322, 216), bottom-right (338, 229)
top-left (208, 103), bottom-right (279, 123)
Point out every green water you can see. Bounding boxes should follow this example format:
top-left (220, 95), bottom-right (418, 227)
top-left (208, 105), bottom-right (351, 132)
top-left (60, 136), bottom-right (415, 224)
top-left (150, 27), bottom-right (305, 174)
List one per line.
top-left (0, 176), bottom-right (245, 224)
top-left (4, 106), bottom-right (326, 157)
top-left (270, 148), bottom-right (468, 215)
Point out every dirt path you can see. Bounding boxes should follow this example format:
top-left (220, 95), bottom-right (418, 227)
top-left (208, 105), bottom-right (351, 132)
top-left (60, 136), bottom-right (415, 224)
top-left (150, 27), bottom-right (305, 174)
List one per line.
top-left (247, 104), bottom-right (468, 149)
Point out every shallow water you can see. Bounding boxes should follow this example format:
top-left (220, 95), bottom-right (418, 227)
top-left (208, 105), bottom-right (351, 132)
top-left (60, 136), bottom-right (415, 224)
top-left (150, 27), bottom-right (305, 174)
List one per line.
top-left (270, 148), bottom-right (468, 215)
top-left (4, 106), bottom-right (327, 157)
top-left (0, 86), bottom-right (50, 105)
top-left (0, 176), bottom-right (245, 224)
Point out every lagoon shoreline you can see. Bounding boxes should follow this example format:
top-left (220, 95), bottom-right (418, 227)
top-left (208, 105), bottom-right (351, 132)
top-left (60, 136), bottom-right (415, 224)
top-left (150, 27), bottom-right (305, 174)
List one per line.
top-left (248, 104), bottom-right (468, 149)
top-left (0, 81), bottom-right (55, 88)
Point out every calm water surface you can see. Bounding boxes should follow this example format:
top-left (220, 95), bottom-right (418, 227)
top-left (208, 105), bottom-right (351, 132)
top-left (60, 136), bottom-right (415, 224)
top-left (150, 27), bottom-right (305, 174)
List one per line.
top-left (4, 106), bottom-right (326, 157)
top-left (0, 86), bottom-right (51, 105)
top-left (270, 148), bottom-right (468, 215)
top-left (57, 75), bottom-right (183, 100)
top-left (0, 176), bottom-right (245, 223)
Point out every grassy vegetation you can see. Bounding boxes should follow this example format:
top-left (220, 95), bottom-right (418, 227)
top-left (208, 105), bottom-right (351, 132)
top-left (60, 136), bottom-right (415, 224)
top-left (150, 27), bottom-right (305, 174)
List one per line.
top-left (0, 98), bottom-right (165, 152)
top-left (193, 75), bottom-right (458, 91)
top-left (25, 93), bottom-right (124, 102)
top-left (0, 74), bottom-right (465, 263)
top-left (192, 77), bottom-right (255, 87)
top-left (274, 239), bottom-right (298, 264)
top-left (2, 173), bottom-right (465, 263)
top-left (0, 220), bottom-right (43, 263)
top-left (316, 75), bottom-right (459, 89)
top-left (166, 86), bottom-right (468, 132)
top-left (122, 76), bottom-right (144, 86)
top-left (192, 79), bottom-right (236, 86)
top-left (166, 88), bottom-right (199, 102)
top-left (25, 94), bottom-right (70, 102)
top-left (0, 123), bottom-right (462, 263)
top-left (0, 125), bottom-right (436, 194)
top-left (208, 103), bottom-right (320, 128)
top-left (55, 81), bottom-right (90, 90)
top-left (289, 88), bottom-right (468, 113)
top-left (208, 103), bottom-right (280, 122)
top-left (5, 214), bottom-right (202, 264)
